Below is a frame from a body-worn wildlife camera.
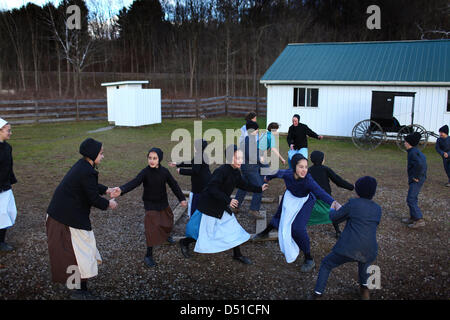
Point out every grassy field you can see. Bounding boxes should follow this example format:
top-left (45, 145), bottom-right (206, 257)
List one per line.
top-left (1, 117), bottom-right (449, 300)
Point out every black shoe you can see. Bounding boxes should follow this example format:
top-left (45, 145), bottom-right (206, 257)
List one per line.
top-left (233, 255), bottom-right (252, 265)
top-left (144, 256), bottom-right (157, 268)
top-left (335, 231), bottom-right (341, 239)
top-left (0, 242), bottom-right (14, 252)
top-left (307, 292), bottom-right (323, 300)
top-left (251, 230), bottom-right (271, 241)
top-left (179, 241), bottom-right (191, 258)
top-left (167, 236), bottom-right (175, 244)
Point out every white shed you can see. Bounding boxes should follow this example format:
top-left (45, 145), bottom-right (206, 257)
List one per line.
top-left (260, 40), bottom-right (450, 143)
top-left (101, 80), bottom-right (161, 127)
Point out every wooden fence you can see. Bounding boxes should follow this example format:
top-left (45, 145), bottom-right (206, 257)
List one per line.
top-left (0, 96), bottom-right (266, 125)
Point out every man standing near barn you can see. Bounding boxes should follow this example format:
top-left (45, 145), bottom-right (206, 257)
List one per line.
top-left (287, 114), bottom-right (323, 168)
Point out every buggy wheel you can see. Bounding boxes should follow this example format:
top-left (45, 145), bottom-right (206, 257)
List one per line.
top-left (352, 120), bottom-right (386, 151)
top-left (396, 124), bottom-right (428, 152)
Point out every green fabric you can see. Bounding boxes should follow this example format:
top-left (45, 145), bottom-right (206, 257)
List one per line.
top-left (307, 199), bottom-right (332, 226)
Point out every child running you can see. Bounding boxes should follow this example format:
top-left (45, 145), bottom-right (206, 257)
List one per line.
top-left (308, 150), bottom-right (354, 238)
top-left (111, 147), bottom-right (187, 267)
top-left (254, 154), bottom-right (340, 272)
top-left (169, 139), bottom-right (212, 258)
top-left (192, 144), bottom-right (268, 264)
top-left (311, 176), bottom-right (381, 300)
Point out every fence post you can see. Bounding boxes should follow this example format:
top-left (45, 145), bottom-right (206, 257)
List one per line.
top-left (255, 96), bottom-right (259, 117)
top-left (196, 97), bottom-right (200, 118)
top-left (171, 99), bottom-right (174, 119)
top-left (34, 100), bottom-right (39, 124)
top-left (225, 95), bottom-right (228, 116)
top-left (76, 99), bottom-right (80, 121)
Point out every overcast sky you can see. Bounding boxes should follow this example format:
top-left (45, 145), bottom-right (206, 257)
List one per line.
top-left (0, 0), bottom-right (135, 14)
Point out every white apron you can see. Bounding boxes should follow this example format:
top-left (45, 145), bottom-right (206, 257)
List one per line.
top-left (69, 227), bottom-right (102, 279)
top-left (194, 211), bottom-right (250, 254)
top-left (278, 190), bottom-right (310, 263)
top-left (187, 192), bottom-right (193, 218)
top-left (0, 189), bottom-right (17, 229)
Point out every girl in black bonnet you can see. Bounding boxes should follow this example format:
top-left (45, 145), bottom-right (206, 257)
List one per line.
top-left (111, 147), bottom-right (187, 267)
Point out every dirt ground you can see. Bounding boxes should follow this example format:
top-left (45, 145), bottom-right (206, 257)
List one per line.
top-left (0, 120), bottom-right (448, 300)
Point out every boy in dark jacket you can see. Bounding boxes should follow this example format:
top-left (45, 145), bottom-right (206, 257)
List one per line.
top-left (308, 151), bottom-right (354, 238)
top-left (435, 125), bottom-right (450, 187)
top-left (311, 176), bottom-right (382, 300)
top-left (402, 132), bottom-right (427, 228)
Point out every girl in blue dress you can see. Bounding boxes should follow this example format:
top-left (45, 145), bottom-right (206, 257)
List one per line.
top-left (254, 154), bottom-right (340, 272)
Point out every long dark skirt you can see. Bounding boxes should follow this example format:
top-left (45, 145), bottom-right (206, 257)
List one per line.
top-left (46, 215), bottom-right (78, 284)
top-left (144, 207), bottom-right (174, 246)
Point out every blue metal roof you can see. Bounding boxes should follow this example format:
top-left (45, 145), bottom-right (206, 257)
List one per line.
top-left (260, 40), bottom-right (450, 84)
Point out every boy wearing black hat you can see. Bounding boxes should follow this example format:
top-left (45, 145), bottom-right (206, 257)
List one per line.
top-left (402, 132), bottom-right (427, 228)
top-left (308, 151), bottom-right (354, 238)
top-left (435, 125), bottom-right (450, 187)
top-left (311, 176), bottom-right (382, 300)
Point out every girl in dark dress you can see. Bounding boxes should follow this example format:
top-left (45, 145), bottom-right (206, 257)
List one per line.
top-left (0, 118), bottom-right (17, 252)
top-left (46, 138), bottom-right (118, 299)
top-left (112, 147), bottom-right (187, 267)
top-left (192, 145), bottom-right (269, 264)
top-left (169, 139), bottom-right (212, 258)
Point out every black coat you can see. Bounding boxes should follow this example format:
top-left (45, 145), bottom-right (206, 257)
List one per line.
top-left (197, 164), bottom-right (262, 219)
top-left (120, 165), bottom-right (186, 211)
top-left (177, 160), bottom-right (211, 194)
top-left (47, 159), bottom-right (110, 231)
top-left (287, 123), bottom-right (319, 150)
top-left (0, 141), bottom-right (17, 192)
top-left (308, 165), bottom-right (354, 195)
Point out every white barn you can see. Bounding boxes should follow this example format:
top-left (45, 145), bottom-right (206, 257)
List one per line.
top-left (260, 40), bottom-right (450, 142)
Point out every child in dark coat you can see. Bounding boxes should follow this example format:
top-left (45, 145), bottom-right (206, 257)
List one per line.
top-left (169, 139), bottom-right (212, 258)
top-left (112, 147), bottom-right (187, 267)
top-left (402, 132), bottom-right (427, 228)
top-left (308, 151), bottom-right (354, 238)
top-left (312, 176), bottom-right (382, 300)
top-left (435, 125), bottom-right (450, 187)
top-left (0, 118), bottom-right (17, 252)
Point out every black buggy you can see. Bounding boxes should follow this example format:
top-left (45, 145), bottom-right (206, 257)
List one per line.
top-left (352, 91), bottom-right (439, 151)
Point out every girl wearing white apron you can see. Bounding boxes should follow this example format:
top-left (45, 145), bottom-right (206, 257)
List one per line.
top-left (0, 118), bottom-right (17, 252)
top-left (255, 154), bottom-right (339, 273)
top-left (193, 145), bottom-right (268, 264)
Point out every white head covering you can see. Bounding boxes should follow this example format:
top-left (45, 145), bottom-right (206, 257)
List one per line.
top-left (0, 118), bottom-right (7, 129)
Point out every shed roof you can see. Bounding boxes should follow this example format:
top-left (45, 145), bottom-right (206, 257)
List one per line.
top-left (260, 40), bottom-right (450, 85)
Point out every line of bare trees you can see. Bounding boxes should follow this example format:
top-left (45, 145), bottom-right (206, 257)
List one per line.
top-left (0, 0), bottom-right (448, 99)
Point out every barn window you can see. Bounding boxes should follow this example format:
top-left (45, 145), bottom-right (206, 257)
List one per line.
top-left (294, 88), bottom-right (318, 107)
